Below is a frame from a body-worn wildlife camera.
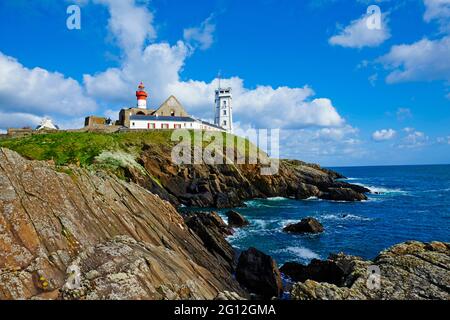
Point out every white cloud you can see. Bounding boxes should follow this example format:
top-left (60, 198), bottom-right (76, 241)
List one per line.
top-left (424, 0), bottom-right (450, 33)
top-left (436, 136), bottom-right (450, 144)
top-left (368, 73), bottom-right (378, 86)
top-left (329, 13), bottom-right (391, 48)
top-left (83, 41), bottom-right (190, 105)
top-left (398, 130), bottom-right (429, 148)
top-left (372, 129), bottom-right (396, 141)
top-left (91, 0), bottom-right (156, 53)
top-left (0, 112), bottom-right (42, 130)
top-left (0, 52), bottom-right (97, 117)
top-left (167, 79), bottom-right (346, 129)
top-left (1, 0), bottom-right (349, 147)
top-left (81, 1), bottom-right (346, 130)
top-left (279, 126), bottom-right (365, 163)
top-left (183, 15), bottom-right (216, 50)
top-left (379, 36), bottom-right (450, 83)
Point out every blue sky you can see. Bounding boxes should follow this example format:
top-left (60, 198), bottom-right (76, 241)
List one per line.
top-left (0, 0), bottom-right (449, 166)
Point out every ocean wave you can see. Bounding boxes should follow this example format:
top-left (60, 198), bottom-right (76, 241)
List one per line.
top-left (355, 183), bottom-right (407, 195)
top-left (266, 197), bottom-right (289, 201)
top-left (278, 219), bottom-right (299, 228)
top-left (272, 247), bottom-right (321, 260)
top-left (321, 214), bottom-right (373, 221)
top-left (226, 228), bottom-right (246, 244)
top-left (304, 196), bottom-right (320, 201)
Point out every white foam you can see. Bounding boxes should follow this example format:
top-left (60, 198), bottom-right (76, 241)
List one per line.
top-left (321, 214), bottom-right (372, 221)
top-left (354, 183), bottom-right (406, 195)
top-left (266, 197), bottom-right (288, 201)
top-left (226, 228), bottom-right (246, 243)
top-left (273, 247), bottom-right (321, 260)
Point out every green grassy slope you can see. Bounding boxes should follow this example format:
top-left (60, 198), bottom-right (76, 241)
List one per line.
top-left (0, 131), bottom-right (258, 167)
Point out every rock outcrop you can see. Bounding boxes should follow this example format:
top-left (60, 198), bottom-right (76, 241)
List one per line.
top-left (291, 241), bottom-right (450, 300)
top-left (129, 144), bottom-right (369, 208)
top-left (235, 247), bottom-right (283, 299)
top-left (0, 148), bottom-right (244, 300)
top-left (280, 259), bottom-right (344, 285)
top-left (283, 218), bottom-right (324, 234)
top-left (184, 212), bottom-right (235, 271)
top-left (225, 210), bottom-right (249, 228)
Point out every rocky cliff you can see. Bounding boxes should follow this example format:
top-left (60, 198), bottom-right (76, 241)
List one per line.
top-left (0, 148), bottom-right (244, 300)
top-left (0, 131), bottom-right (370, 209)
top-left (290, 241), bottom-right (450, 300)
top-left (125, 143), bottom-right (369, 208)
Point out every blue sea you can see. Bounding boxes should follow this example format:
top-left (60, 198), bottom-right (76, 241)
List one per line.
top-left (218, 165), bottom-right (450, 265)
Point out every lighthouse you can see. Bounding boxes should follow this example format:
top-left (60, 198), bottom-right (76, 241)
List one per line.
top-left (214, 85), bottom-right (233, 133)
top-left (136, 82), bottom-right (148, 109)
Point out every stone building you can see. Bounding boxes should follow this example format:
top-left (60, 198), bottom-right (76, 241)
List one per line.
top-left (117, 82), bottom-right (226, 132)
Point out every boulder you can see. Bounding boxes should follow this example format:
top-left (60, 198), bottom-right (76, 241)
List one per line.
top-left (291, 241), bottom-right (450, 300)
top-left (321, 188), bottom-right (368, 201)
top-left (236, 247), bottom-right (283, 299)
top-left (283, 218), bottom-right (324, 234)
top-left (226, 210), bottom-right (250, 227)
top-left (280, 259), bottom-right (345, 285)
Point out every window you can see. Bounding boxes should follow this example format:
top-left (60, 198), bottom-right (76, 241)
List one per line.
top-left (174, 124), bottom-right (181, 129)
top-left (223, 120), bottom-right (227, 126)
top-left (223, 101), bottom-right (227, 106)
top-left (223, 110), bottom-right (227, 115)
top-left (132, 122), bottom-right (135, 126)
top-left (170, 110), bottom-right (175, 116)
top-left (148, 123), bottom-right (155, 129)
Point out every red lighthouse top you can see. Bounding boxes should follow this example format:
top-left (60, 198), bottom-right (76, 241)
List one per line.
top-left (136, 82), bottom-right (148, 100)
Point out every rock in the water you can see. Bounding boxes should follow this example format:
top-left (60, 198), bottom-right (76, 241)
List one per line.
top-left (280, 260), bottom-right (344, 285)
top-left (226, 210), bottom-right (250, 228)
top-left (235, 247), bottom-right (283, 299)
top-left (283, 218), bottom-right (324, 234)
top-left (321, 188), bottom-right (368, 202)
top-left (291, 241), bottom-right (450, 300)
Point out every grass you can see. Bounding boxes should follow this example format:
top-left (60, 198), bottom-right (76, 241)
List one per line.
top-left (0, 130), bottom-right (261, 168)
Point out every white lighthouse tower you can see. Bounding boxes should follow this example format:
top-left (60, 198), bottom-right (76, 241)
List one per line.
top-left (214, 80), bottom-right (233, 133)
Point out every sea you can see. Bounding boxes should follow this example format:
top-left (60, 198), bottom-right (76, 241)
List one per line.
top-left (216, 165), bottom-right (450, 265)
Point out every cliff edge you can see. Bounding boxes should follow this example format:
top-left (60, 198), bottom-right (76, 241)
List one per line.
top-left (0, 148), bottom-right (244, 300)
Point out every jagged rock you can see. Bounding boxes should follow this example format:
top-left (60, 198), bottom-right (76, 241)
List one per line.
top-left (215, 291), bottom-right (246, 300)
top-left (226, 210), bottom-right (249, 228)
top-left (236, 247), bottom-right (283, 299)
top-left (132, 144), bottom-right (368, 208)
top-left (280, 260), bottom-right (345, 285)
top-left (283, 218), bottom-right (324, 234)
top-left (184, 212), bottom-right (235, 270)
top-left (0, 148), bottom-right (245, 300)
top-left (291, 241), bottom-right (450, 300)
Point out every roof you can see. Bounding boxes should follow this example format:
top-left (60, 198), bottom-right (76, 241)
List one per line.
top-left (129, 115), bottom-right (196, 122)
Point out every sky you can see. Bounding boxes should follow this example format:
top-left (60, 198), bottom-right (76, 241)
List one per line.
top-left (0, 0), bottom-right (449, 166)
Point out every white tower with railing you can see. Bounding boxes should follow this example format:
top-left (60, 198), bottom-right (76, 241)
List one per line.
top-left (214, 85), bottom-right (233, 133)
